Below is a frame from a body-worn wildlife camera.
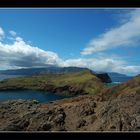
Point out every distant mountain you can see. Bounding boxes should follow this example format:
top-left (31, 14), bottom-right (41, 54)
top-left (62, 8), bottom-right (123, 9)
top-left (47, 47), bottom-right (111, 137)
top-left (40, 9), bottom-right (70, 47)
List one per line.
top-left (0, 66), bottom-right (111, 83)
top-left (108, 72), bottom-right (133, 83)
top-left (0, 67), bottom-right (89, 76)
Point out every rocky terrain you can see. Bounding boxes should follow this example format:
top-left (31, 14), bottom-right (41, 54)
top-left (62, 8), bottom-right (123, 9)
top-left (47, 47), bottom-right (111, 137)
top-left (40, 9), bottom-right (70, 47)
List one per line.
top-left (0, 73), bottom-right (140, 131)
top-left (100, 74), bottom-right (140, 100)
top-left (0, 72), bottom-right (140, 131)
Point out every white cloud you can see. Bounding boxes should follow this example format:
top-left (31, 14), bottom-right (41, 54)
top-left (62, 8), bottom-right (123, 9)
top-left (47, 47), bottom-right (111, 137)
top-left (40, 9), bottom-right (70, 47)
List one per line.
top-left (81, 9), bottom-right (140, 55)
top-left (63, 57), bottom-right (123, 72)
top-left (113, 65), bottom-right (140, 76)
top-left (9, 30), bottom-right (17, 37)
top-left (61, 57), bottom-right (140, 76)
top-left (0, 27), bottom-right (5, 40)
top-left (0, 36), bottom-right (63, 68)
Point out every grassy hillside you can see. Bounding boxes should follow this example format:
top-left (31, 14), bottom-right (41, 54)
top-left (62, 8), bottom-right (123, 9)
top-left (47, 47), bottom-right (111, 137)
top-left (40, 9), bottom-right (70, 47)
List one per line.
top-left (101, 74), bottom-right (140, 100)
top-left (0, 70), bottom-right (105, 96)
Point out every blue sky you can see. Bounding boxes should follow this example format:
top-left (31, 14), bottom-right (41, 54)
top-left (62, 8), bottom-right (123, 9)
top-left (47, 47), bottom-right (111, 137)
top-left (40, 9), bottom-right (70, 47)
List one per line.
top-left (0, 8), bottom-right (140, 75)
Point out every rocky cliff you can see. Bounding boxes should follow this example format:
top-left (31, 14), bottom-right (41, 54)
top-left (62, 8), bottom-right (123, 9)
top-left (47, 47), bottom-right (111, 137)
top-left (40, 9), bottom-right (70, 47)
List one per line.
top-left (95, 73), bottom-right (112, 83)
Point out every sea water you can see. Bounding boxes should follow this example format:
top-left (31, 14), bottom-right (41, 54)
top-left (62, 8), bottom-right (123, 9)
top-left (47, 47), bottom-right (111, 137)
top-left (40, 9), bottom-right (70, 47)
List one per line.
top-left (0, 90), bottom-right (70, 103)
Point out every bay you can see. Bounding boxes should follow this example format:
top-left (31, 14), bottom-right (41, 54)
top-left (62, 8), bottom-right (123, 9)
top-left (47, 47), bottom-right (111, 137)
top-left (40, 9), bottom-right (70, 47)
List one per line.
top-left (106, 82), bottom-right (121, 87)
top-left (0, 75), bottom-right (71, 103)
top-left (0, 90), bottom-right (71, 103)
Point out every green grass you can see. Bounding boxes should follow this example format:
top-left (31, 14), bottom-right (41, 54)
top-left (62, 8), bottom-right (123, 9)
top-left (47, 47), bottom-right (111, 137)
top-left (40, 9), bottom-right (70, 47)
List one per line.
top-left (0, 70), bottom-right (105, 95)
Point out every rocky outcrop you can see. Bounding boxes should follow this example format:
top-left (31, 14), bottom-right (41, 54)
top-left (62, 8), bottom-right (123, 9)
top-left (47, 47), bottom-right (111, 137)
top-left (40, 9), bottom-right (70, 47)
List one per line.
top-left (0, 96), bottom-right (96, 131)
top-left (39, 84), bottom-right (87, 96)
top-left (0, 99), bottom-right (66, 131)
top-left (95, 73), bottom-right (112, 83)
top-left (95, 92), bottom-right (140, 131)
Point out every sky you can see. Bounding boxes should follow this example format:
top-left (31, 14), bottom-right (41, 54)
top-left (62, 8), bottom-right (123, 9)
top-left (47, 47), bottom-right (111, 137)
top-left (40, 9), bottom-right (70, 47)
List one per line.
top-left (0, 8), bottom-right (140, 76)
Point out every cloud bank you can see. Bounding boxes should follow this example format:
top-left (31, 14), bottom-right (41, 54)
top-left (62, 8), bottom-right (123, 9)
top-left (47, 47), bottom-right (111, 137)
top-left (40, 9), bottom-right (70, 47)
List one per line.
top-left (81, 9), bottom-right (140, 55)
top-left (62, 57), bottom-right (140, 75)
top-left (0, 34), bottom-right (63, 68)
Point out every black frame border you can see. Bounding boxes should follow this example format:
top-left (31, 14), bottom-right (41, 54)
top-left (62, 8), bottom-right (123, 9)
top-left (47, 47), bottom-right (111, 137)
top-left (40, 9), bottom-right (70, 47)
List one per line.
top-left (0, 0), bottom-right (140, 140)
top-left (0, 0), bottom-right (140, 7)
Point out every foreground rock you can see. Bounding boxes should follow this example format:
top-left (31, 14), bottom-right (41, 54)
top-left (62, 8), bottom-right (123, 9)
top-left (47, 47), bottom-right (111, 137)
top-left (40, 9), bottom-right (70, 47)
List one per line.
top-left (0, 91), bottom-right (140, 131)
top-left (96, 92), bottom-right (140, 131)
top-left (0, 96), bottom-right (97, 131)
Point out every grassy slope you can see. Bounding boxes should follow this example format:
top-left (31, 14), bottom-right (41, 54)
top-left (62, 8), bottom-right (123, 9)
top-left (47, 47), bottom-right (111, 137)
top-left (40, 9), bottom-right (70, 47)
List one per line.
top-left (101, 74), bottom-right (140, 99)
top-left (0, 70), bottom-right (105, 95)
